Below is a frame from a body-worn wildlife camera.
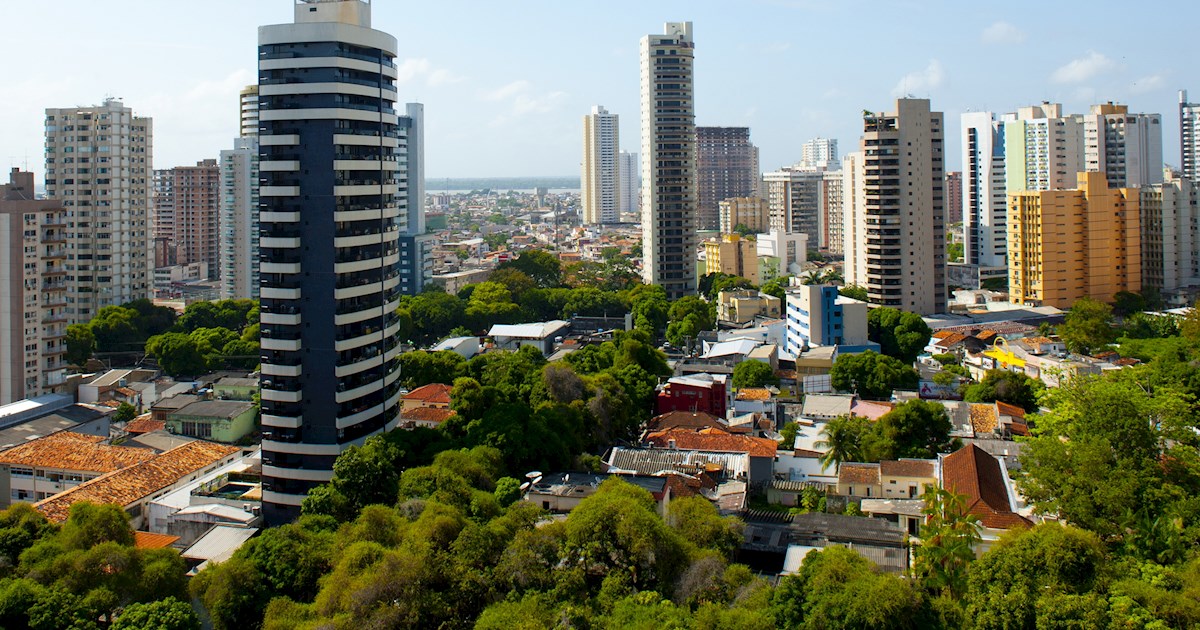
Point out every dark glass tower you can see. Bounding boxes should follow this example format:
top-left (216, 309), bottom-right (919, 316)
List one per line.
top-left (258, 0), bottom-right (405, 523)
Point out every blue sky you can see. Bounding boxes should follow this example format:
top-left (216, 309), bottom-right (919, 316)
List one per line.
top-left (1, 0), bottom-right (1195, 178)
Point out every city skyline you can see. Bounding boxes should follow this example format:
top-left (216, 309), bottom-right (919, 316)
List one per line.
top-left (1, 1), bottom-right (1197, 178)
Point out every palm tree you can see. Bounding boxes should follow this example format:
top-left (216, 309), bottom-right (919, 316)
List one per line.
top-left (914, 484), bottom-right (982, 598)
top-left (815, 414), bottom-right (867, 472)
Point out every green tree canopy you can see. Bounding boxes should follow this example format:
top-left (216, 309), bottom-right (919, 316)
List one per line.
top-left (1058, 297), bottom-right (1115, 355)
top-left (732, 360), bottom-right (780, 389)
top-left (868, 307), bottom-right (933, 364)
top-left (829, 350), bottom-right (919, 400)
top-left (962, 369), bottom-right (1044, 413)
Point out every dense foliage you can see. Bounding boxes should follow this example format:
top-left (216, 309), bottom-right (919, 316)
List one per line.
top-left (829, 350), bottom-right (920, 400)
top-left (868, 306), bottom-right (933, 365)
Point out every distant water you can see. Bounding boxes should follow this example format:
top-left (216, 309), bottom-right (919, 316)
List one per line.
top-left (427, 177), bottom-right (580, 192)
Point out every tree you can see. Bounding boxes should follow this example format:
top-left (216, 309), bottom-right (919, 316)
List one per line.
top-left (66, 324), bottom-right (96, 366)
top-left (829, 351), bottom-right (919, 400)
top-left (874, 400), bottom-right (954, 460)
top-left (145, 333), bottom-right (207, 377)
top-left (868, 307), bottom-right (932, 365)
top-left (732, 360), bottom-right (779, 389)
top-left (111, 598), bottom-right (200, 630)
top-left (839, 285), bottom-right (869, 302)
top-left (113, 402), bottom-right (137, 423)
top-left (497, 250), bottom-right (562, 288)
top-left (397, 350), bottom-right (466, 389)
top-left (628, 285), bottom-right (669, 339)
top-left (1112, 290), bottom-right (1147, 317)
top-left (962, 369), bottom-right (1044, 413)
top-left (1180, 298), bottom-right (1200, 341)
top-left (815, 415), bottom-right (871, 471)
top-left (760, 276), bottom-right (790, 301)
top-left (914, 486), bottom-right (980, 599)
top-left (1057, 297), bottom-right (1115, 355)
top-left (666, 296), bottom-right (715, 347)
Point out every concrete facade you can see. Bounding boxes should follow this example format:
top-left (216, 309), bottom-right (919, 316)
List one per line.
top-left (582, 106), bottom-right (620, 225)
top-left (154, 160), bottom-right (220, 278)
top-left (1182, 90), bottom-right (1200, 183)
top-left (696, 127), bottom-right (760, 232)
top-left (1140, 170), bottom-right (1200, 299)
top-left (718, 197), bottom-right (769, 234)
top-left (784, 285), bottom-right (870, 355)
top-left (618, 151), bottom-right (639, 217)
top-left (1083, 102), bottom-right (1163, 189)
top-left (704, 234), bottom-right (759, 283)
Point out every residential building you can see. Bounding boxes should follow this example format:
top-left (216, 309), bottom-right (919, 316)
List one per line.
top-left (1141, 170), bottom-right (1200, 300)
top-left (1182, 90), bottom-right (1200, 182)
top-left (784, 285), bottom-right (872, 354)
top-left (801, 137), bottom-right (838, 170)
top-left (1083, 102), bottom-right (1163, 189)
top-left (239, 85), bottom-right (259, 138)
top-left (641, 22), bottom-right (698, 298)
top-left (397, 102), bottom-right (435, 295)
top-left (718, 197), bottom-right (769, 234)
top-left (525, 472), bottom-right (691, 515)
top-left (843, 99), bottom-right (947, 314)
top-left (643, 427), bottom-right (777, 489)
top-left (582, 105), bottom-right (620, 225)
top-left (740, 512), bottom-right (909, 575)
top-left (618, 151), bottom-right (639, 216)
top-left (837, 459), bottom-right (935, 500)
top-left (945, 171), bottom-right (962, 223)
top-left (822, 170), bottom-right (845, 254)
top-left (717, 289), bottom-right (781, 324)
top-left (1003, 102), bottom-right (1085, 193)
top-left (488, 321), bottom-right (570, 355)
top-left (257, 0), bottom-right (406, 523)
top-left (755, 229), bottom-right (807, 281)
top-left (0, 169), bottom-right (71, 404)
top-left (656, 373), bottom-right (729, 417)
top-left (154, 160), bottom-right (220, 278)
top-left (400, 383), bottom-right (451, 413)
top-left (696, 127), bottom-right (760, 231)
top-left (960, 113), bottom-right (1009, 283)
top-left (166, 400), bottom-right (257, 443)
top-left (44, 98), bottom-right (152, 322)
top-left (704, 233), bottom-right (758, 282)
top-left (1008, 171), bottom-right (1141, 308)
top-left (939, 444), bottom-right (1032, 551)
top-left (764, 167), bottom-right (824, 243)
top-left (218, 137), bottom-right (259, 299)
top-left (0, 430), bottom-right (153, 506)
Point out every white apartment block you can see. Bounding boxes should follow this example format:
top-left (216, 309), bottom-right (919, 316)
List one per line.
top-left (764, 168), bottom-right (825, 245)
top-left (1084, 102), bottom-right (1163, 189)
top-left (219, 138), bottom-right (260, 300)
top-left (582, 106), bottom-right (620, 225)
top-left (619, 151), bottom-right (639, 216)
top-left (1141, 170), bottom-right (1200, 301)
top-left (822, 169), bottom-right (844, 255)
top-left (1003, 102), bottom-right (1085, 193)
top-left (960, 112), bottom-right (1008, 269)
top-left (44, 99), bottom-right (152, 323)
top-left (843, 99), bottom-right (946, 315)
top-left (641, 22), bottom-right (697, 299)
top-left (1181, 91), bottom-right (1200, 182)
top-left (802, 137), bottom-right (838, 169)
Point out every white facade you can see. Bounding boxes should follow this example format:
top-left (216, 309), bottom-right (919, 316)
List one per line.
top-left (801, 137), bottom-right (838, 169)
top-left (582, 106), bottom-right (620, 225)
top-left (756, 230), bottom-right (808, 279)
top-left (619, 151), bottom-right (639, 216)
top-left (218, 137), bottom-right (260, 300)
top-left (1084, 103), bottom-right (1163, 189)
top-left (44, 99), bottom-right (152, 323)
top-left (1182, 90), bottom-right (1200, 182)
top-left (641, 22), bottom-right (697, 299)
top-left (784, 285), bottom-right (870, 356)
top-left (764, 168), bottom-right (824, 244)
top-left (1141, 171), bottom-right (1200, 297)
top-left (1003, 103), bottom-right (1085, 193)
top-left (960, 112), bottom-right (1008, 268)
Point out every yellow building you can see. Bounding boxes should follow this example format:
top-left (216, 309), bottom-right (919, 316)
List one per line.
top-left (704, 234), bottom-right (759, 283)
top-left (1008, 171), bottom-right (1141, 308)
top-left (718, 197), bottom-right (769, 234)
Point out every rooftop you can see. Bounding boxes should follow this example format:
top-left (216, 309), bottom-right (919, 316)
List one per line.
top-left (134, 531), bottom-right (181, 549)
top-left (402, 383), bottom-right (452, 405)
top-left (170, 400), bottom-right (255, 419)
top-left (35, 441), bottom-right (242, 522)
top-left (401, 407), bottom-right (456, 424)
top-left (488, 320), bottom-right (569, 339)
top-left (0, 430), bottom-right (153, 473)
top-left (606, 446), bottom-right (749, 479)
top-left (879, 459), bottom-right (936, 479)
top-left (940, 444), bottom-right (1032, 530)
top-left (646, 410), bottom-right (724, 432)
top-left (837, 462), bottom-right (880, 485)
top-left (645, 428), bottom-right (777, 458)
top-left (0, 404), bottom-right (109, 452)
top-left (215, 377), bottom-right (259, 389)
top-left (801, 394), bottom-right (854, 419)
top-left (735, 387), bottom-right (772, 401)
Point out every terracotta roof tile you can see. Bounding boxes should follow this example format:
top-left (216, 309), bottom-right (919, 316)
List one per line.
top-left (125, 417), bottom-right (166, 435)
top-left (403, 383), bottom-right (452, 404)
top-left (969, 403), bottom-right (999, 434)
top-left (838, 463), bottom-right (880, 485)
top-left (879, 459), bottom-right (936, 479)
top-left (0, 431), bottom-right (154, 473)
top-left (35, 441), bottom-right (241, 523)
top-left (401, 407), bottom-right (456, 424)
top-left (941, 444), bottom-right (1032, 530)
top-left (932, 331), bottom-right (954, 340)
top-left (646, 411), bottom-right (723, 432)
top-left (134, 531), bottom-right (180, 549)
top-left (995, 401), bottom-right (1027, 419)
top-left (645, 428), bottom-right (777, 458)
top-left (935, 333), bottom-right (969, 348)
top-left (735, 388), bottom-right (772, 401)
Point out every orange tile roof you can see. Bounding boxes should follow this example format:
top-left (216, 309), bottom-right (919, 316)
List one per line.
top-left (880, 459), bottom-right (936, 479)
top-left (403, 383), bottom-right (453, 405)
top-left (975, 330), bottom-right (999, 342)
top-left (935, 333), bottom-right (969, 348)
top-left (838, 463), bottom-right (880, 485)
top-left (401, 407), bottom-right (456, 425)
top-left (647, 411), bottom-right (724, 432)
top-left (969, 403), bottom-right (999, 434)
top-left (35, 441), bottom-right (241, 523)
top-left (645, 428), bottom-right (777, 458)
top-left (134, 531), bottom-right (180, 549)
top-left (995, 401), bottom-right (1026, 419)
top-left (0, 431), bottom-right (153, 473)
top-left (735, 387), bottom-right (772, 401)
top-left (125, 417), bottom-right (166, 435)
top-left (941, 444), bottom-right (1032, 530)
top-left (1019, 336), bottom-right (1056, 345)
top-left (931, 331), bottom-right (954, 340)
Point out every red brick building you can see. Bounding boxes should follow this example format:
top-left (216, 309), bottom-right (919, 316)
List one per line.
top-left (655, 373), bottom-right (728, 417)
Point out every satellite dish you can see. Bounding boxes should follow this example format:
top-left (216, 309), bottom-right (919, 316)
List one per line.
top-left (519, 482), bottom-right (530, 491)
top-left (525, 471), bottom-right (542, 479)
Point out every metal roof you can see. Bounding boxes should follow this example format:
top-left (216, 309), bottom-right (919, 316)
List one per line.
top-left (182, 525), bottom-right (258, 562)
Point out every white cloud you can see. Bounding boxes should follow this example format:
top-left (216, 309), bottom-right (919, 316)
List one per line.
top-left (395, 57), bottom-right (464, 87)
top-left (1130, 74), bottom-right (1166, 94)
top-left (891, 59), bottom-right (944, 97)
top-left (483, 80), bottom-right (531, 102)
top-left (980, 21), bottom-right (1025, 45)
top-left (482, 80), bottom-right (568, 127)
top-left (1051, 51), bottom-right (1115, 84)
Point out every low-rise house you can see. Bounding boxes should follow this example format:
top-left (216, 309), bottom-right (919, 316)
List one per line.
top-left (524, 471), bottom-right (695, 515)
top-left (145, 449), bottom-right (261, 545)
top-left (78, 369), bottom-right (158, 407)
top-left (0, 397), bottom-right (111, 452)
top-left (740, 511), bottom-right (909, 575)
top-left (401, 383), bottom-right (453, 413)
top-left (489, 320), bottom-right (570, 355)
top-left (643, 427), bottom-right (777, 490)
top-left (860, 498), bottom-right (925, 537)
top-left (879, 459), bottom-right (937, 499)
top-left (837, 463), bottom-right (881, 498)
top-left (124, 415), bottom-right (166, 436)
top-left (182, 525), bottom-right (260, 575)
top-left (605, 446), bottom-right (750, 483)
top-left (717, 289), bottom-right (782, 324)
top-left (0, 431), bottom-right (155, 506)
top-left (430, 336), bottom-right (481, 359)
top-left (400, 407), bottom-right (456, 429)
top-left (773, 448), bottom-right (835, 484)
top-left (701, 338), bottom-right (765, 367)
top-left (733, 388), bottom-right (777, 421)
top-left (35, 441), bottom-right (243, 528)
top-left (166, 400), bottom-right (257, 443)
top-left (645, 410), bottom-right (726, 434)
top-left (213, 377), bottom-right (258, 401)
top-left (656, 374), bottom-right (729, 417)
top-left (150, 394), bottom-right (201, 424)
top-left (939, 443), bottom-right (1033, 552)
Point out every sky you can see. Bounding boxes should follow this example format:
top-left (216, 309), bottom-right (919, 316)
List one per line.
top-left (1, 0), bottom-right (1196, 179)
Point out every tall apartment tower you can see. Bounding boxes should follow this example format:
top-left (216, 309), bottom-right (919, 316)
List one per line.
top-left (801, 137), bottom-right (838, 169)
top-left (696, 127), bottom-right (760, 231)
top-left (1004, 102), bottom-right (1085, 193)
top-left (822, 169), bottom-right (845, 255)
top-left (960, 112), bottom-right (1008, 270)
top-left (0, 170), bottom-right (70, 404)
top-left (240, 85), bottom-right (260, 138)
top-left (1009, 172), bottom-right (1141, 308)
top-left (764, 168), bottom-right (824, 241)
top-left (220, 84), bottom-right (262, 300)
top-left (944, 172), bottom-right (962, 223)
top-left (398, 102), bottom-right (434, 296)
top-left (618, 151), bottom-right (639, 216)
top-left (843, 99), bottom-right (946, 315)
top-left (581, 106), bottom-right (620, 225)
top-left (44, 99), bottom-right (152, 323)
top-left (1182, 91), bottom-right (1200, 182)
top-left (155, 160), bottom-right (220, 277)
top-left (641, 22), bottom-right (697, 298)
top-left (1083, 103), bottom-right (1163, 189)
top-left (1140, 170), bottom-right (1200, 299)
top-left (258, 0), bottom-right (405, 523)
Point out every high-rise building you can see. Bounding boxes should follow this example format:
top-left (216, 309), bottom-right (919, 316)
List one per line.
top-left (258, 0), bottom-right (406, 523)
top-left (1004, 102), bottom-right (1085, 193)
top-left (619, 151), bottom-right (639, 216)
top-left (696, 127), bottom-right (759, 231)
top-left (220, 84), bottom-right (262, 300)
top-left (45, 98), bottom-right (152, 323)
top-left (843, 99), bottom-right (946, 315)
top-left (1083, 102), bottom-right (1163, 189)
top-left (718, 197), bottom-right (769, 234)
top-left (240, 85), bottom-right (260, 139)
top-left (641, 22), bottom-right (697, 299)
top-left (398, 102), bottom-right (434, 296)
top-left (764, 168), bottom-right (823, 241)
top-left (960, 112), bottom-right (1007, 269)
top-left (1008, 171), bottom-right (1141, 308)
top-left (801, 137), bottom-right (838, 170)
top-left (823, 170), bottom-right (844, 255)
top-left (944, 171), bottom-right (962, 223)
top-left (0, 169), bottom-right (70, 404)
top-left (1182, 91), bottom-right (1200, 182)
top-left (703, 234), bottom-right (758, 283)
top-left (582, 106), bottom-right (620, 225)
top-left (1140, 170), bottom-right (1200, 300)
top-left (153, 160), bottom-right (220, 278)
